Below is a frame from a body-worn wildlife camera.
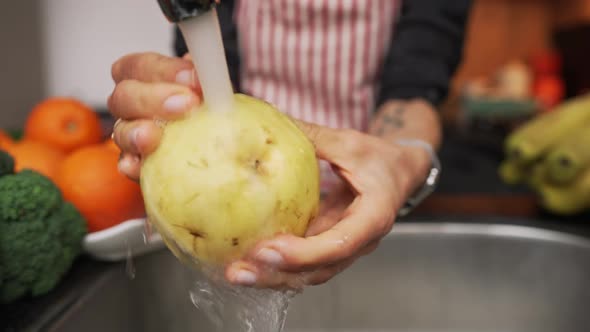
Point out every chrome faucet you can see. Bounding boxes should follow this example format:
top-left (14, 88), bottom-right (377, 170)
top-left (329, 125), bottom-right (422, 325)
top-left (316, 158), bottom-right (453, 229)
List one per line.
top-left (156, 0), bottom-right (218, 23)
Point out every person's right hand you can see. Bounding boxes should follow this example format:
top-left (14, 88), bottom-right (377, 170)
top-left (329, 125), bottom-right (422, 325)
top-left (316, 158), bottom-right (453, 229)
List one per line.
top-left (108, 52), bottom-right (202, 180)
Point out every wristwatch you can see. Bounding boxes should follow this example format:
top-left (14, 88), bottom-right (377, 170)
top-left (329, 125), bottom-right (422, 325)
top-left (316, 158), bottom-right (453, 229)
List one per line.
top-left (394, 139), bottom-right (442, 217)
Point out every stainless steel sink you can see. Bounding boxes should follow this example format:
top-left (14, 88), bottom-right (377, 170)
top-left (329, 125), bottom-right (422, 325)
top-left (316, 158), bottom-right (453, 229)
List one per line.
top-left (47, 223), bottom-right (590, 332)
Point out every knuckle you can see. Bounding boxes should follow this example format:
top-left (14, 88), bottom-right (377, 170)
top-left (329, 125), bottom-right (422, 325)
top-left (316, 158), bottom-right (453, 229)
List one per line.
top-left (133, 54), bottom-right (151, 77)
top-left (111, 80), bottom-right (135, 106)
top-left (112, 53), bottom-right (139, 81)
top-left (137, 52), bottom-right (169, 79)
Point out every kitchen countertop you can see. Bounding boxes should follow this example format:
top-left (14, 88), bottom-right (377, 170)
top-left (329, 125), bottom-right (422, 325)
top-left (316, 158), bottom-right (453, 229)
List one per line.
top-left (2, 129), bottom-right (589, 332)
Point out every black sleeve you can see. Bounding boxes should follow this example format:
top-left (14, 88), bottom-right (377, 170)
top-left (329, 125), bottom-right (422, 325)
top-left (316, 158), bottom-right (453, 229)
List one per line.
top-left (173, 0), bottom-right (242, 91)
top-left (376, 0), bottom-right (474, 108)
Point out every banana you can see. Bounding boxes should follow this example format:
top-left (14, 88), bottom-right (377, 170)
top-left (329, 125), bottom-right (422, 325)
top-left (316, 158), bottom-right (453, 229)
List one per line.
top-left (527, 161), bottom-right (549, 191)
top-left (498, 160), bottom-right (529, 185)
top-left (504, 93), bottom-right (590, 166)
top-left (536, 167), bottom-right (590, 216)
top-left (545, 126), bottom-right (590, 185)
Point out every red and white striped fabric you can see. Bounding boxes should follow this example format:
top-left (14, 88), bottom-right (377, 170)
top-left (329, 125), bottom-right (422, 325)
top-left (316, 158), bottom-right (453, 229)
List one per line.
top-left (235, 0), bottom-right (400, 194)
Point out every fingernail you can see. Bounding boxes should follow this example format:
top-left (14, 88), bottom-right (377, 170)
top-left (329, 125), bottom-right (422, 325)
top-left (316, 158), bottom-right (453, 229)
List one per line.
top-left (256, 248), bottom-right (284, 266)
top-left (176, 69), bottom-right (195, 86)
top-left (163, 94), bottom-right (193, 113)
top-left (117, 156), bottom-right (132, 174)
top-left (234, 270), bottom-right (257, 286)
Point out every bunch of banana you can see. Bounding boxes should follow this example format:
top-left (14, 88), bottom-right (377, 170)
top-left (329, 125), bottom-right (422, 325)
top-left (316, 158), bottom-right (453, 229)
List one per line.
top-left (499, 93), bottom-right (590, 215)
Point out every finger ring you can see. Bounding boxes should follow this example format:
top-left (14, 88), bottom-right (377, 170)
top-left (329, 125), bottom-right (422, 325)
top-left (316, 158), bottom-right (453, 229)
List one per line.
top-left (111, 118), bottom-right (123, 139)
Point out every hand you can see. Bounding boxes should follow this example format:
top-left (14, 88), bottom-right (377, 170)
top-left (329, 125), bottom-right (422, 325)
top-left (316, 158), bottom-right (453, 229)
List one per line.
top-left (224, 123), bottom-right (424, 289)
top-left (109, 52), bottom-right (428, 290)
top-left (108, 52), bottom-right (202, 177)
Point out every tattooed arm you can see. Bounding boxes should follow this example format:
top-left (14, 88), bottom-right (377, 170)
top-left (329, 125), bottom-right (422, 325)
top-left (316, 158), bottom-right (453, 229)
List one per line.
top-left (367, 99), bottom-right (442, 195)
top-left (367, 0), bottom-right (474, 195)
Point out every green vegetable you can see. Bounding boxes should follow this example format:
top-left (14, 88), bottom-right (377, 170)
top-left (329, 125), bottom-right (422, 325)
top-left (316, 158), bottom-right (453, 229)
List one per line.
top-left (6, 128), bottom-right (24, 141)
top-left (0, 149), bottom-right (14, 177)
top-left (0, 169), bottom-right (62, 222)
top-left (0, 169), bottom-right (87, 304)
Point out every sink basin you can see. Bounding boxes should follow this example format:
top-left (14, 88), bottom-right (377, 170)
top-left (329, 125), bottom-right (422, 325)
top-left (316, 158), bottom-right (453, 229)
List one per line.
top-left (47, 222), bottom-right (590, 332)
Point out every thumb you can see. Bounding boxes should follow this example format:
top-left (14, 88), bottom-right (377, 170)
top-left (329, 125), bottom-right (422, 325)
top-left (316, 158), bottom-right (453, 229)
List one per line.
top-left (292, 119), bottom-right (358, 162)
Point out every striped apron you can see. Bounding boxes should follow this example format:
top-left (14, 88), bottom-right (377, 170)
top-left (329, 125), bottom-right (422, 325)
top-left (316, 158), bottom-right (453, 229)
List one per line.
top-left (234, 0), bottom-right (400, 194)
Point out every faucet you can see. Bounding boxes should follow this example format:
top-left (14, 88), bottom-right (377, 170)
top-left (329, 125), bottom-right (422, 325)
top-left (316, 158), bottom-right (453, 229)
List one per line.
top-left (154, 0), bottom-right (235, 110)
top-left (156, 0), bottom-right (218, 23)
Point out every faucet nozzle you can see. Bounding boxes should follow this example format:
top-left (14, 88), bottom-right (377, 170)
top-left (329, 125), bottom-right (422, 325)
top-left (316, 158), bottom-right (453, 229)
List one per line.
top-left (156, 0), bottom-right (217, 23)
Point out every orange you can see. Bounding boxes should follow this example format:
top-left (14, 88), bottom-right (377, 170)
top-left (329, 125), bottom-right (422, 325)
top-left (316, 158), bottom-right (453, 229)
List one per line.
top-left (6, 140), bottom-right (65, 182)
top-left (55, 144), bottom-right (145, 233)
top-left (24, 97), bottom-right (103, 153)
top-left (0, 130), bottom-right (13, 150)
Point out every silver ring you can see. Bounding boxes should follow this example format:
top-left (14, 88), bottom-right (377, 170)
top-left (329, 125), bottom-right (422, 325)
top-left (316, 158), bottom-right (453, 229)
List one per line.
top-left (111, 118), bottom-right (123, 139)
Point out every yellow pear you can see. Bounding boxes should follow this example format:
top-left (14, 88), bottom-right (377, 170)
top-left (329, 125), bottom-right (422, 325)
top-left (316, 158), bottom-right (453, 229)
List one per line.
top-left (140, 94), bottom-right (320, 268)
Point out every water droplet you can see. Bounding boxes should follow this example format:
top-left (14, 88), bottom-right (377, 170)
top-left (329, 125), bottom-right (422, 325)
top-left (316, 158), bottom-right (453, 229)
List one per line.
top-left (143, 218), bottom-right (153, 244)
top-left (125, 242), bottom-right (136, 280)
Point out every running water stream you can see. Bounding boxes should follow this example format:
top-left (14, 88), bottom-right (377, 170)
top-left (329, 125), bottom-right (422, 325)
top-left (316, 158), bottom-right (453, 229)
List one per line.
top-left (170, 7), bottom-right (296, 331)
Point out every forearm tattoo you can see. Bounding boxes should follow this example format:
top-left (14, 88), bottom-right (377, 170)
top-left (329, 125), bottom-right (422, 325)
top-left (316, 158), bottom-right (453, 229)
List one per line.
top-left (376, 105), bottom-right (406, 136)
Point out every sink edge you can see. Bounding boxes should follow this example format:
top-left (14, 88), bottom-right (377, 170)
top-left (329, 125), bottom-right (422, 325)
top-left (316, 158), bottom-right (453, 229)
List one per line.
top-left (388, 222), bottom-right (590, 249)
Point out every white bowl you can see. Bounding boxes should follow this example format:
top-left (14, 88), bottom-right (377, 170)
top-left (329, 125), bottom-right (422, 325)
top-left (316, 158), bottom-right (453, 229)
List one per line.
top-left (83, 218), bottom-right (166, 261)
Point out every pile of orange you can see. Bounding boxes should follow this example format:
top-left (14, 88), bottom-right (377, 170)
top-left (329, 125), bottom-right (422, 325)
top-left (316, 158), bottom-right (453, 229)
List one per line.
top-left (1, 97), bottom-right (145, 233)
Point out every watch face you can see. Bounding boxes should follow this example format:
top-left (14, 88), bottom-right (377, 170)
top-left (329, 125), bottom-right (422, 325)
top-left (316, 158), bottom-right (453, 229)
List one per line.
top-left (392, 138), bottom-right (441, 217)
top-left (398, 161), bottom-right (440, 217)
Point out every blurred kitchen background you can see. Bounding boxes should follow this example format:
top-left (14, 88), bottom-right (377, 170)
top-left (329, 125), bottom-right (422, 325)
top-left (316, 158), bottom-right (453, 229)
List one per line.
top-left (2, 0), bottom-right (589, 121)
top-left (0, 0), bottom-right (175, 129)
top-left (2, 0), bottom-right (590, 216)
top-left (2, 1), bottom-right (590, 331)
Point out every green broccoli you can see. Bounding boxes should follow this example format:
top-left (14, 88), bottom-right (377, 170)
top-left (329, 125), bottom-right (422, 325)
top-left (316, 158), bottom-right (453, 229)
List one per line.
top-left (0, 149), bottom-right (14, 177)
top-left (0, 169), bottom-right (88, 304)
top-left (0, 169), bottom-right (62, 222)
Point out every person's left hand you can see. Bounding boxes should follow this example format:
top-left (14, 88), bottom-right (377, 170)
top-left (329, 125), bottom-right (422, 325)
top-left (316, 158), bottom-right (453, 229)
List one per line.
top-left (105, 51), bottom-right (432, 290)
top-left (225, 122), bottom-right (427, 289)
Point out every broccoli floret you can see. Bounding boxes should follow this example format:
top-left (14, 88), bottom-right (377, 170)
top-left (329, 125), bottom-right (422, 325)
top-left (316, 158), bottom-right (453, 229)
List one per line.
top-left (0, 170), bottom-right (88, 304)
top-left (0, 169), bottom-right (62, 222)
top-left (0, 149), bottom-right (14, 177)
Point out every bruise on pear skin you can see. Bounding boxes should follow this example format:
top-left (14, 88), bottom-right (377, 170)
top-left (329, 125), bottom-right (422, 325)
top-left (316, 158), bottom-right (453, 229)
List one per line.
top-left (172, 224), bottom-right (207, 239)
top-left (169, 224), bottom-right (206, 254)
top-left (262, 125), bottom-right (275, 144)
top-left (232, 238), bottom-right (239, 246)
top-left (183, 192), bottom-right (201, 205)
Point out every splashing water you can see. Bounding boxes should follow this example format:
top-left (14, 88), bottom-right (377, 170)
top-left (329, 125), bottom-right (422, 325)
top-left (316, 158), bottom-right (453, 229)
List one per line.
top-left (143, 218), bottom-right (153, 244)
top-left (171, 7), bottom-right (299, 331)
top-left (187, 267), bottom-right (297, 332)
top-left (125, 241), bottom-right (136, 280)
